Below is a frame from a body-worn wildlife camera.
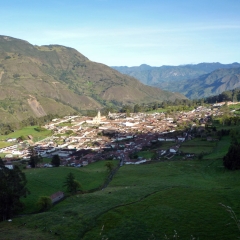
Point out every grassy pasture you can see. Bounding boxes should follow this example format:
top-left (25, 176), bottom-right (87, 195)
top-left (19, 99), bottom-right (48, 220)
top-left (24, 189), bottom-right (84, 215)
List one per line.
top-left (6, 159), bottom-right (240, 240)
top-left (229, 103), bottom-right (240, 110)
top-left (81, 160), bottom-right (240, 240)
top-left (204, 135), bottom-right (231, 160)
top-left (21, 161), bottom-right (118, 213)
top-left (137, 150), bottom-right (155, 159)
top-left (159, 141), bottom-right (176, 150)
top-left (0, 221), bottom-right (57, 240)
top-left (0, 141), bottom-right (13, 148)
top-left (180, 138), bottom-right (216, 154)
top-left (57, 122), bottom-right (73, 127)
top-left (0, 126), bottom-right (52, 142)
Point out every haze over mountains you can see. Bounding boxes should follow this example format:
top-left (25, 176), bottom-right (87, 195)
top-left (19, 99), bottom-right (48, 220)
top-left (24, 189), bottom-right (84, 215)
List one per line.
top-left (112, 63), bottom-right (240, 99)
top-left (0, 35), bottom-right (186, 123)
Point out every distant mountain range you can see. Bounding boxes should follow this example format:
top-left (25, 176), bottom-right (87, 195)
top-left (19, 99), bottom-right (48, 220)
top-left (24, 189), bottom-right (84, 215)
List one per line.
top-left (112, 63), bottom-right (240, 99)
top-left (0, 36), bottom-right (186, 123)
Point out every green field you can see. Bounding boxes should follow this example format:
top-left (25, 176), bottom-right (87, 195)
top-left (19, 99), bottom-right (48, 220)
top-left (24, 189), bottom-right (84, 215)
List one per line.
top-left (21, 161), bottom-right (118, 213)
top-left (229, 103), bottom-right (240, 111)
top-left (159, 141), bottom-right (176, 150)
top-left (57, 122), bottom-right (73, 127)
top-left (137, 150), bottom-right (155, 159)
top-left (3, 158), bottom-right (239, 240)
top-left (0, 126), bottom-right (52, 142)
top-left (0, 141), bottom-right (14, 148)
top-left (180, 138), bottom-right (216, 154)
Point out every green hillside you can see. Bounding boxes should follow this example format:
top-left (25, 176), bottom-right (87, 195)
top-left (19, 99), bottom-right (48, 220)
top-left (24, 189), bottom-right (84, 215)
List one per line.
top-left (3, 159), bottom-right (240, 240)
top-left (0, 36), bottom-right (186, 123)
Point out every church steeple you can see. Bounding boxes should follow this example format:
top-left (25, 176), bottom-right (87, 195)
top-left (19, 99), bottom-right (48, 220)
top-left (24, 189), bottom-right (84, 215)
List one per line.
top-left (97, 110), bottom-right (101, 120)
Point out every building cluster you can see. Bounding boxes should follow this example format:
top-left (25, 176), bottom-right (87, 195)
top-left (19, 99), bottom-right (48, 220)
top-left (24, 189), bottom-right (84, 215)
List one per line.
top-left (1, 105), bottom-right (224, 167)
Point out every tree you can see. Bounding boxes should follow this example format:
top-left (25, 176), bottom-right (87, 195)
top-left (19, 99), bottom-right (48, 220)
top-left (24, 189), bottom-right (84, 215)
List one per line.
top-left (105, 161), bottom-right (114, 172)
top-left (0, 159), bottom-right (29, 221)
top-left (223, 143), bottom-right (240, 170)
top-left (51, 155), bottom-right (60, 167)
top-left (37, 196), bottom-right (52, 211)
top-left (28, 146), bottom-right (42, 168)
top-left (63, 173), bottom-right (81, 194)
top-left (134, 104), bottom-right (141, 113)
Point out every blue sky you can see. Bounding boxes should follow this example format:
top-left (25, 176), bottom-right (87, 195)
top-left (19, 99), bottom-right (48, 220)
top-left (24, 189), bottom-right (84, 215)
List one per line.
top-left (1, 0), bottom-right (240, 66)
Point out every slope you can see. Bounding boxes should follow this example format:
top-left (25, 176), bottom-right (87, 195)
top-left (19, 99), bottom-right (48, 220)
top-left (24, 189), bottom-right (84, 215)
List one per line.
top-left (0, 36), bottom-right (186, 123)
top-left (175, 67), bottom-right (240, 99)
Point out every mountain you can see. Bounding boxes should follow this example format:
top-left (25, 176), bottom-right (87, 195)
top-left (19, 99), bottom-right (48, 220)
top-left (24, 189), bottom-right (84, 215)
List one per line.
top-left (112, 63), bottom-right (240, 97)
top-left (174, 67), bottom-right (240, 99)
top-left (0, 36), bottom-right (186, 123)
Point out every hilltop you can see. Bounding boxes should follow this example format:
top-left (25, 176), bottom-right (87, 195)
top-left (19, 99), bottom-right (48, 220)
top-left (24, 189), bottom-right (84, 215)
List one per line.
top-left (0, 35), bottom-right (186, 124)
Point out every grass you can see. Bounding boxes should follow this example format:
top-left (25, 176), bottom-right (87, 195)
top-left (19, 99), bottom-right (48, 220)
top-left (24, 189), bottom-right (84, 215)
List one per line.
top-left (159, 141), bottom-right (176, 150)
top-left (0, 141), bottom-right (14, 148)
top-left (228, 103), bottom-right (240, 111)
top-left (137, 150), bottom-right (155, 159)
top-left (0, 221), bottom-right (57, 240)
top-left (81, 160), bottom-right (240, 240)
top-left (21, 160), bottom-right (118, 213)
top-left (4, 158), bottom-right (239, 240)
top-left (180, 138), bottom-right (216, 154)
top-left (203, 135), bottom-right (231, 160)
top-left (57, 122), bottom-right (73, 127)
top-left (0, 126), bottom-right (52, 142)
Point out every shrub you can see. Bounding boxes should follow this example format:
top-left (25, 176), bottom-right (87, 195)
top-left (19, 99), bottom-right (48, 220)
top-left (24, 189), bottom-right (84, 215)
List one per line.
top-left (37, 196), bottom-right (52, 211)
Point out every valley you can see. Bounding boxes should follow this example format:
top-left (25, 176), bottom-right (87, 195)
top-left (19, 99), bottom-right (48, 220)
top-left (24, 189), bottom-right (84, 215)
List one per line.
top-left (0, 35), bottom-right (240, 240)
top-left (1, 102), bottom-right (240, 239)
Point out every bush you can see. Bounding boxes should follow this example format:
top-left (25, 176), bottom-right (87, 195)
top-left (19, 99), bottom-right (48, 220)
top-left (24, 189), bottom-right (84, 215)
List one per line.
top-left (34, 126), bottom-right (46, 132)
top-left (37, 196), bottom-right (52, 211)
top-left (223, 143), bottom-right (240, 170)
top-left (13, 73), bottom-right (20, 78)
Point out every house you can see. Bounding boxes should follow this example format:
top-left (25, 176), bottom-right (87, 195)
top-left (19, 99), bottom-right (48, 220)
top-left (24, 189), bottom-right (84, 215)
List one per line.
top-left (169, 146), bottom-right (178, 153)
top-left (7, 138), bottom-right (17, 142)
top-left (4, 164), bottom-right (14, 170)
top-left (165, 138), bottom-right (176, 142)
top-left (177, 136), bottom-right (185, 142)
top-left (50, 191), bottom-right (64, 204)
top-left (28, 135), bottom-right (33, 140)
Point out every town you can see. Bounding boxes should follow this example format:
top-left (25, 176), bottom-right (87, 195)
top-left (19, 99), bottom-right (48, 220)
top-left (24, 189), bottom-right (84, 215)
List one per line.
top-left (1, 102), bottom-right (234, 169)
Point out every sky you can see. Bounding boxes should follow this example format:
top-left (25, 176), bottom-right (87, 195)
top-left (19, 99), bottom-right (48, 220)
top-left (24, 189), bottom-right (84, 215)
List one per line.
top-left (1, 0), bottom-right (240, 66)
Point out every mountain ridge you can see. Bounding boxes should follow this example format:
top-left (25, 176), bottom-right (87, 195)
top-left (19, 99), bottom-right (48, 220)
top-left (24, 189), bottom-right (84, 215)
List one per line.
top-left (0, 35), bottom-right (186, 123)
top-left (112, 62), bottom-right (240, 98)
